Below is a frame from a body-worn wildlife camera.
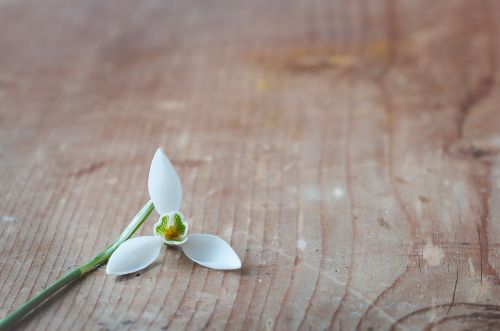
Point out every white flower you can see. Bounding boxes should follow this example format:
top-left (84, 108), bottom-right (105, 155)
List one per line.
top-left (106, 149), bottom-right (241, 275)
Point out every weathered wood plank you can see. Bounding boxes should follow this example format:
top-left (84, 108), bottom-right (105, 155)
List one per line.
top-left (1, 0), bottom-right (500, 330)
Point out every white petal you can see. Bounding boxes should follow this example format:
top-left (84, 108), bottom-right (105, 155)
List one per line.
top-left (181, 234), bottom-right (241, 270)
top-left (106, 236), bottom-right (163, 275)
top-left (148, 148), bottom-right (182, 215)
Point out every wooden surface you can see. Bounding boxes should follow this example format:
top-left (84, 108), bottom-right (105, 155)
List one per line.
top-left (1, 0), bottom-right (500, 330)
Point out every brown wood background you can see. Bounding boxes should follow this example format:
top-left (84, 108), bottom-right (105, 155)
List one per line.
top-left (1, 0), bottom-right (500, 330)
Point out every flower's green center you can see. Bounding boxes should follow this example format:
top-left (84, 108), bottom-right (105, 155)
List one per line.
top-left (154, 212), bottom-right (187, 243)
top-left (164, 224), bottom-right (182, 240)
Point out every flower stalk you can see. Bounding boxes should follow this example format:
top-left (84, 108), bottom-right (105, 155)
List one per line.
top-left (0, 200), bottom-right (155, 331)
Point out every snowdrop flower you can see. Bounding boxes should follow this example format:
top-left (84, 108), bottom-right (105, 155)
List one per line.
top-left (106, 149), bottom-right (241, 275)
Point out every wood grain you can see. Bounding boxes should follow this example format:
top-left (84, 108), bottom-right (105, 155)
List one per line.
top-left (1, 0), bottom-right (500, 330)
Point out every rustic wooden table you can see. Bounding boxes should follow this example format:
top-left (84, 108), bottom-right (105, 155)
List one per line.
top-left (1, 0), bottom-right (500, 330)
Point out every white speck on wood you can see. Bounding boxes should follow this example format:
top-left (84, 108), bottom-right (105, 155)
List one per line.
top-left (333, 186), bottom-right (344, 199)
top-left (422, 244), bottom-right (443, 266)
top-left (1, 215), bottom-right (16, 222)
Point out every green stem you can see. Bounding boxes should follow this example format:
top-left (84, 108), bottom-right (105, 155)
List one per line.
top-left (0, 200), bottom-right (155, 331)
